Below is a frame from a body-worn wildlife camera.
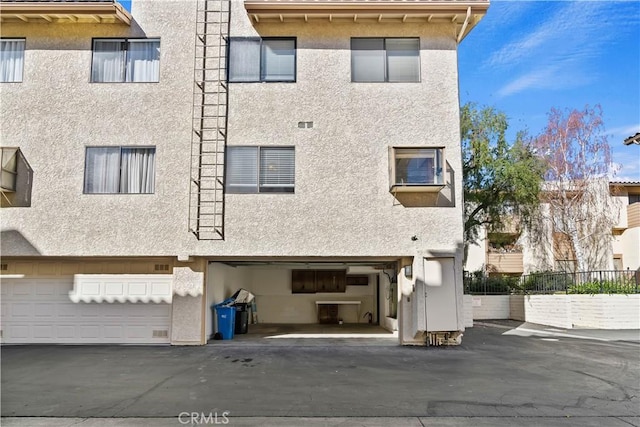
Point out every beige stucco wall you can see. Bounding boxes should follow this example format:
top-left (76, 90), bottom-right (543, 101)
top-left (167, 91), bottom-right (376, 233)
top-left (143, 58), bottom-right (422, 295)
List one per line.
top-left (1, 0), bottom-right (464, 260)
top-left (0, 1), bottom-right (195, 257)
top-left (2, 0), bottom-right (467, 343)
top-left (465, 233), bottom-right (486, 273)
top-left (613, 220), bottom-right (640, 271)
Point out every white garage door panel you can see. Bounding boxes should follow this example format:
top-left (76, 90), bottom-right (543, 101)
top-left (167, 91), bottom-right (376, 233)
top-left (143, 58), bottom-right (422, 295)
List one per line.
top-left (1, 278), bottom-right (171, 344)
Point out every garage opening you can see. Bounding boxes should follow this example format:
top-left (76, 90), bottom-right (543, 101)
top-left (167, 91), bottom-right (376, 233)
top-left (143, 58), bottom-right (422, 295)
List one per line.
top-left (206, 260), bottom-right (400, 345)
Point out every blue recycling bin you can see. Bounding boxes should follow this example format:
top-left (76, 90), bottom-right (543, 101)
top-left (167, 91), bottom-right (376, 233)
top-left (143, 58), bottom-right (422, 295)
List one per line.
top-left (213, 302), bottom-right (236, 340)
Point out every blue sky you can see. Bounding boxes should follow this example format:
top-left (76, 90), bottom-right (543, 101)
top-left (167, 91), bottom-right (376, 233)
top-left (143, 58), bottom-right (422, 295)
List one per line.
top-left (459, 0), bottom-right (640, 181)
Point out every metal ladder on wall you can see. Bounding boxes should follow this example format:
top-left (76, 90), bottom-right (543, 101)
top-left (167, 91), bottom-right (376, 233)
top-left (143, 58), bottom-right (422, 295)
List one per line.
top-left (189, 0), bottom-right (231, 240)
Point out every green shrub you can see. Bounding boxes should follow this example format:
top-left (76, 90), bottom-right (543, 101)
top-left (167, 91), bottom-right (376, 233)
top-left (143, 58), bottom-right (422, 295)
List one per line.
top-left (518, 271), bottom-right (573, 293)
top-left (569, 279), bottom-right (637, 295)
top-left (464, 271), bottom-right (519, 294)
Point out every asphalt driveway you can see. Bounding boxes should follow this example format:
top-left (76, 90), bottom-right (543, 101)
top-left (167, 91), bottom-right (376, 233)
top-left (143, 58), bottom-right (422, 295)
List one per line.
top-left (2, 322), bottom-right (639, 426)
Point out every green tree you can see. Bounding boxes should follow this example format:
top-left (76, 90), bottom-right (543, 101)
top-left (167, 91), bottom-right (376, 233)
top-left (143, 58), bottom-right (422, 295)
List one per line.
top-left (461, 103), bottom-right (544, 247)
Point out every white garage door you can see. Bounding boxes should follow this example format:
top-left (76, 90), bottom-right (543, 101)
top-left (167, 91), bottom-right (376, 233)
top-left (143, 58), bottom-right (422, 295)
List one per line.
top-left (0, 277), bottom-right (171, 344)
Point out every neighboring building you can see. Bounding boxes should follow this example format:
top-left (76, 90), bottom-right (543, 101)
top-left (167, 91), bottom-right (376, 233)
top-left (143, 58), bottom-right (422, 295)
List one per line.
top-left (0, 0), bottom-right (488, 345)
top-left (612, 182), bottom-right (640, 271)
top-left (465, 182), bottom-right (640, 275)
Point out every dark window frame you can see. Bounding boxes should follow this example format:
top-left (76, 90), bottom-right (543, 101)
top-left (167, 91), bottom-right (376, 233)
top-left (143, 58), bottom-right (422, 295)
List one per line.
top-left (90, 37), bottom-right (161, 83)
top-left (0, 37), bottom-right (26, 83)
top-left (227, 37), bottom-right (297, 83)
top-left (351, 37), bottom-right (421, 83)
top-left (391, 147), bottom-right (444, 187)
top-left (83, 145), bottom-right (156, 195)
top-left (225, 146), bottom-right (295, 194)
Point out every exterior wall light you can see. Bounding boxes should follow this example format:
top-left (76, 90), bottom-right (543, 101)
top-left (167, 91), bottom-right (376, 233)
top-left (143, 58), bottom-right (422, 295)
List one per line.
top-left (404, 265), bottom-right (412, 279)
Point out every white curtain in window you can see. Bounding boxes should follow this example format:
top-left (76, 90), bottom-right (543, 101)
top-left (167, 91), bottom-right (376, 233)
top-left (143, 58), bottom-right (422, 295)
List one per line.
top-left (261, 39), bottom-right (295, 82)
top-left (127, 40), bottom-right (160, 82)
top-left (260, 147), bottom-right (295, 192)
top-left (351, 38), bottom-right (385, 82)
top-left (228, 39), bottom-right (261, 82)
top-left (0, 39), bottom-right (25, 83)
top-left (120, 148), bottom-right (155, 193)
top-left (226, 147), bottom-right (258, 193)
top-left (84, 147), bottom-right (120, 193)
top-left (92, 40), bottom-right (126, 82)
top-left (386, 38), bottom-right (420, 82)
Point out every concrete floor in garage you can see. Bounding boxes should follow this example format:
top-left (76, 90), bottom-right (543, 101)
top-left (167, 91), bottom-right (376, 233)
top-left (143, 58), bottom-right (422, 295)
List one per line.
top-left (1, 321), bottom-right (639, 426)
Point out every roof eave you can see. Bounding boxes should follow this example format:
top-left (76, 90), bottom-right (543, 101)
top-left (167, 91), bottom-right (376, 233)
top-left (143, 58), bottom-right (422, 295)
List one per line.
top-left (0, 2), bottom-right (132, 25)
top-left (244, 0), bottom-right (489, 41)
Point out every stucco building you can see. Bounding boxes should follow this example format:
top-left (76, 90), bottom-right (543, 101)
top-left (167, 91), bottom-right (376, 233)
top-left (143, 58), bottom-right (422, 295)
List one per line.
top-left (0, 0), bottom-right (488, 345)
top-left (465, 181), bottom-right (640, 276)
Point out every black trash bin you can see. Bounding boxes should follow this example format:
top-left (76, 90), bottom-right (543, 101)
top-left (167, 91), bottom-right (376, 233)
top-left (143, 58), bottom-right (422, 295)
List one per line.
top-left (234, 303), bottom-right (249, 334)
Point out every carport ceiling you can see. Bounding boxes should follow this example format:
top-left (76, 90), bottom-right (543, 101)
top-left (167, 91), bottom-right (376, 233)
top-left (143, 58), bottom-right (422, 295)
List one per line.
top-left (216, 261), bottom-right (393, 272)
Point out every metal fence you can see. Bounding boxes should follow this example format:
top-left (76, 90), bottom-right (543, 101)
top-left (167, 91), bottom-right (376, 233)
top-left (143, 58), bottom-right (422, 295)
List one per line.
top-left (464, 270), bottom-right (640, 295)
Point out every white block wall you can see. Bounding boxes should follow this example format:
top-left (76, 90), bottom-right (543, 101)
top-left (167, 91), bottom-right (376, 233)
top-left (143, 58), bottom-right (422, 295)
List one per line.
top-left (523, 294), bottom-right (640, 329)
top-left (571, 295), bottom-right (640, 329)
top-left (463, 295), bottom-right (473, 328)
top-left (523, 295), bottom-right (572, 329)
top-left (471, 295), bottom-right (510, 320)
top-left (464, 294), bottom-right (639, 329)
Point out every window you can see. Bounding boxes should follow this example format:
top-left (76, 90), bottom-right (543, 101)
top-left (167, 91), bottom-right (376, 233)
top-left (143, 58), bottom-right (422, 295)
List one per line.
top-left (91, 39), bottom-right (160, 83)
top-left (1, 147), bottom-right (19, 192)
top-left (629, 194), bottom-right (640, 205)
top-left (228, 38), bottom-right (296, 82)
top-left (1, 38), bottom-right (25, 83)
top-left (351, 38), bottom-right (420, 82)
top-left (0, 147), bottom-right (33, 208)
top-left (226, 147), bottom-right (294, 193)
top-left (613, 255), bottom-right (623, 270)
top-left (391, 148), bottom-right (444, 190)
top-left (84, 147), bottom-right (155, 194)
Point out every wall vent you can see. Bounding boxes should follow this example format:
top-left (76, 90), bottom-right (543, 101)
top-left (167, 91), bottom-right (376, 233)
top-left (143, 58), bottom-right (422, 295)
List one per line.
top-left (152, 330), bottom-right (169, 338)
top-left (0, 264), bottom-right (7, 271)
top-left (154, 264), bottom-right (170, 272)
top-left (297, 121), bottom-right (313, 129)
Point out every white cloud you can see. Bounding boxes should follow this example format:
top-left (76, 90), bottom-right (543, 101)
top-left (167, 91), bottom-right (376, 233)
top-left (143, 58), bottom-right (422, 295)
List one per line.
top-left (486, 2), bottom-right (605, 68)
top-left (608, 124), bottom-right (640, 140)
top-left (487, 1), bottom-right (636, 98)
top-left (496, 61), bottom-right (594, 98)
top-left (611, 145), bottom-right (640, 181)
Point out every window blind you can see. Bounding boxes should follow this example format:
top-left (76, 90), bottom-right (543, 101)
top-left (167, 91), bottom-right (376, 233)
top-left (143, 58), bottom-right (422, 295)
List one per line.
top-left (351, 38), bottom-right (385, 82)
top-left (352, 38), bottom-right (419, 83)
top-left (386, 38), bottom-right (420, 82)
top-left (259, 147), bottom-right (295, 192)
top-left (226, 147), bottom-right (258, 193)
top-left (261, 39), bottom-right (296, 81)
top-left (228, 38), bottom-right (261, 82)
